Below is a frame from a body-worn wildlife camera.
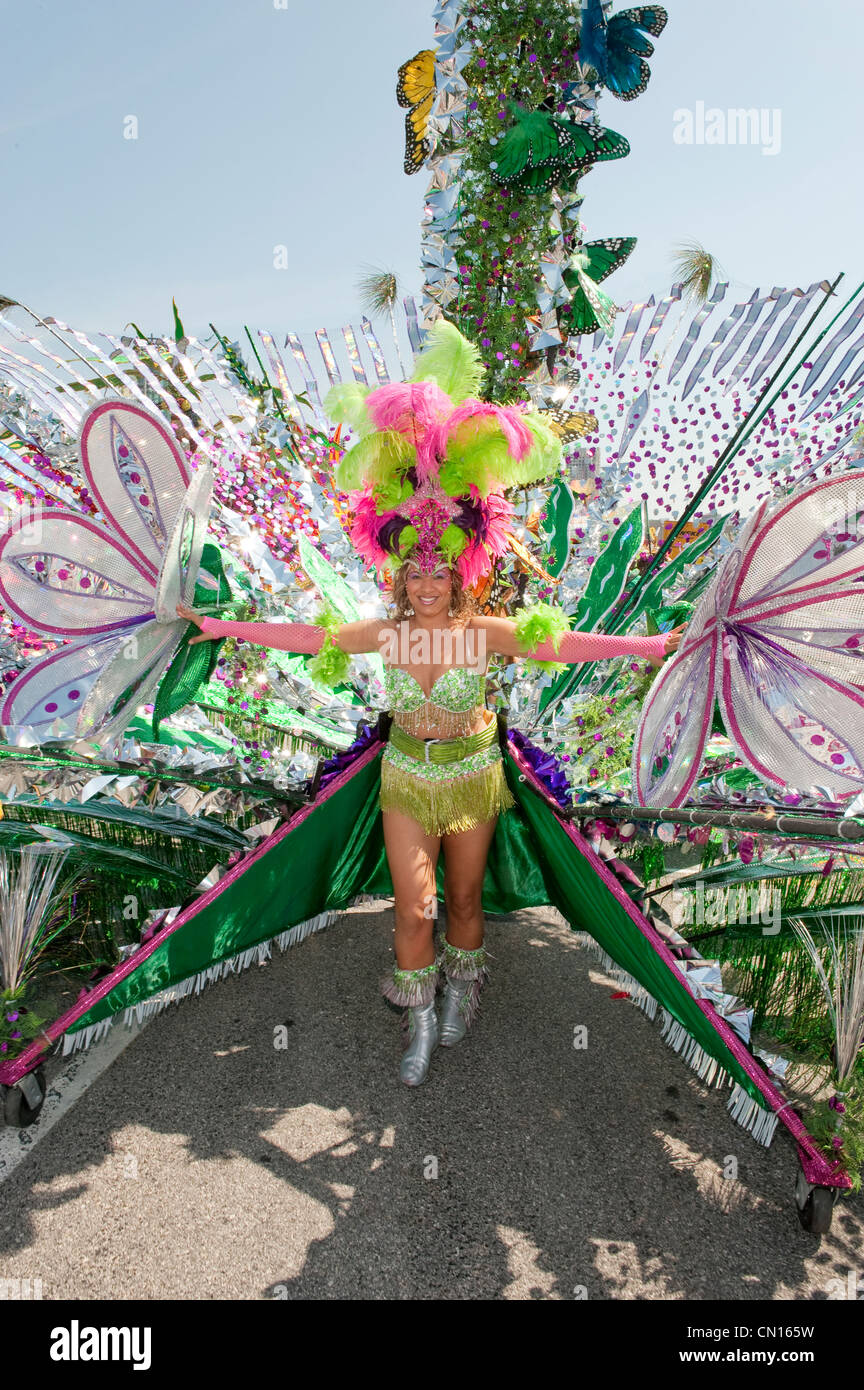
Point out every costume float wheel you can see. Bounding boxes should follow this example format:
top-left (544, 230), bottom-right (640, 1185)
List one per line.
top-left (794, 1171), bottom-right (836, 1234)
top-left (3, 1066), bottom-right (47, 1127)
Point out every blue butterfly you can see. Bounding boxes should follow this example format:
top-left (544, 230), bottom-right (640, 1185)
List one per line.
top-left (579, 1), bottom-right (668, 101)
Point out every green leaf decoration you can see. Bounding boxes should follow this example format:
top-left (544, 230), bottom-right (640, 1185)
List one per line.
top-left (298, 533), bottom-right (384, 684)
top-left (539, 479), bottom-right (575, 578)
top-left (172, 297), bottom-right (185, 343)
top-left (573, 504), bottom-right (645, 630)
top-left (538, 504), bottom-right (644, 712)
top-left (616, 517), bottom-right (725, 634)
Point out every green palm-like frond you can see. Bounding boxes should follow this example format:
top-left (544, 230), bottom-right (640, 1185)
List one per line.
top-left (672, 240), bottom-right (724, 305)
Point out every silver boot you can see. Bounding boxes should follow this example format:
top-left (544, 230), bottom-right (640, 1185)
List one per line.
top-left (380, 958), bottom-right (441, 1087)
top-left (400, 999), bottom-right (440, 1085)
top-left (438, 940), bottom-right (489, 1048)
top-left (439, 977), bottom-right (479, 1047)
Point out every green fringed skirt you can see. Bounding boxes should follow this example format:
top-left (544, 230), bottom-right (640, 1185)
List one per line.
top-left (380, 738), bottom-right (516, 836)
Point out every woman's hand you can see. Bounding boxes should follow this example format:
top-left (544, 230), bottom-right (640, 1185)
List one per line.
top-left (176, 602), bottom-right (215, 645)
top-left (646, 622), bottom-right (688, 669)
top-left (664, 622), bottom-right (687, 656)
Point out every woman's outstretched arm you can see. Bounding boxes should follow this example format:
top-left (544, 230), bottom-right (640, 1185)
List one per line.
top-left (470, 614), bottom-right (685, 669)
top-left (176, 604), bottom-right (386, 655)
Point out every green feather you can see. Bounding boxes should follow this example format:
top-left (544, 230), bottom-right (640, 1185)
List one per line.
top-left (333, 429), bottom-right (414, 492)
top-left (410, 319), bottom-right (484, 403)
top-left (324, 383), bottom-right (373, 436)
top-left (515, 414), bottom-right (564, 485)
top-left (438, 524), bottom-right (468, 562)
top-left (513, 601), bottom-right (570, 674)
top-left (306, 604), bottom-right (351, 689)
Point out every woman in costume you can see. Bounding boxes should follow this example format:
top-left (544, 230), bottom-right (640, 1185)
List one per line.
top-left (178, 322), bottom-right (685, 1085)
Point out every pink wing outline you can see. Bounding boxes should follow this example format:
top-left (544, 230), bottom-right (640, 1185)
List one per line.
top-left (0, 634), bottom-right (129, 731)
top-left (79, 400), bottom-right (192, 581)
top-left (0, 511), bottom-right (156, 637)
top-left (632, 632), bottom-right (717, 807)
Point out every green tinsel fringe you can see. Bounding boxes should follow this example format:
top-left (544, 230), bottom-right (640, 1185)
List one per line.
top-left (380, 758), bottom-right (515, 836)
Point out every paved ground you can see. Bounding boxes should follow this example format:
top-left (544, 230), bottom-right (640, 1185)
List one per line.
top-left (0, 903), bottom-right (861, 1301)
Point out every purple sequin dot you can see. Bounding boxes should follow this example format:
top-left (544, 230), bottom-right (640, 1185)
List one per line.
top-left (830, 753), bottom-right (845, 764)
top-left (68, 689), bottom-right (80, 700)
top-left (810, 734), bottom-right (824, 745)
top-left (44, 702), bottom-right (57, 713)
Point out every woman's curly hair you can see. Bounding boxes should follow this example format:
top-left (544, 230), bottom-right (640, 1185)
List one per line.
top-left (388, 562), bottom-right (476, 622)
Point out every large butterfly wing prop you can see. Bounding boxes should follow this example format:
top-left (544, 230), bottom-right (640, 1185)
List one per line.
top-left (397, 50), bottom-right (436, 175)
top-left (79, 399), bottom-right (192, 580)
top-left (633, 475), bottom-right (864, 806)
top-left (0, 399), bottom-right (213, 744)
top-left (0, 634), bottom-right (130, 735)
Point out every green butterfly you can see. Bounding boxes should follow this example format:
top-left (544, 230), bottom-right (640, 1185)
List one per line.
top-left (491, 102), bottom-right (629, 193)
top-left (562, 236), bottom-right (637, 335)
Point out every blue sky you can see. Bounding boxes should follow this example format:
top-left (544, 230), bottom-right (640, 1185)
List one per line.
top-left (2, 0), bottom-right (862, 343)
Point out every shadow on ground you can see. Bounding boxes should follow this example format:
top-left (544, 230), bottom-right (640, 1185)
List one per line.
top-left (0, 905), bottom-right (860, 1300)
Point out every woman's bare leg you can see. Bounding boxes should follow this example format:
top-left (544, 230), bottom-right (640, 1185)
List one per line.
top-left (441, 815), bottom-right (498, 949)
top-left (382, 808), bottom-right (441, 969)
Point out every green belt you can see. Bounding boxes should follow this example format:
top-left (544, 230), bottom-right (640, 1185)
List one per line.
top-left (388, 719), bottom-right (498, 764)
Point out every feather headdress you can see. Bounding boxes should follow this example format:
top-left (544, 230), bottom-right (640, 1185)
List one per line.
top-left (325, 321), bottom-right (562, 581)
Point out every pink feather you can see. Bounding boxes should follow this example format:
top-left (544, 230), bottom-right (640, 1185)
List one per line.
top-left (365, 382), bottom-right (454, 482)
top-left (483, 491), bottom-right (516, 558)
top-left (438, 399), bottom-right (533, 461)
top-left (349, 491), bottom-right (395, 568)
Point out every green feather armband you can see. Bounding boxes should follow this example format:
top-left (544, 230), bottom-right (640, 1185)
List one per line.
top-left (306, 605), bottom-right (352, 688)
top-left (513, 600), bottom-right (570, 674)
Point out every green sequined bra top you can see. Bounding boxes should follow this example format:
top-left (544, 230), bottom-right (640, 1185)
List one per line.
top-left (383, 665), bottom-right (488, 737)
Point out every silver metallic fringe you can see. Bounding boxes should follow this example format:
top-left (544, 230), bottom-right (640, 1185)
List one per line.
top-left (381, 959), bottom-right (440, 1008)
top-left (441, 940), bottom-right (490, 1030)
top-left (572, 932), bottom-right (779, 1147)
top-left (61, 894), bottom-right (394, 1057)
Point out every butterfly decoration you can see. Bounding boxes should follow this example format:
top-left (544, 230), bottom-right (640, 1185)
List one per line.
top-left (0, 399), bottom-right (220, 747)
top-left (633, 471), bottom-right (864, 807)
top-left (397, 49), bottom-right (437, 175)
top-left (544, 408), bottom-right (599, 446)
top-left (491, 102), bottom-right (629, 194)
top-left (579, 1), bottom-right (669, 101)
top-left (562, 235), bottom-right (637, 335)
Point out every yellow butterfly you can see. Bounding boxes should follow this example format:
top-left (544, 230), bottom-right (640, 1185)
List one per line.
top-left (397, 50), bottom-right (436, 175)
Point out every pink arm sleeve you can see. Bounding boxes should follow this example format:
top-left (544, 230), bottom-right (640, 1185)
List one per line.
top-left (199, 614), bottom-right (325, 654)
top-left (527, 629), bottom-right (669, 664)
